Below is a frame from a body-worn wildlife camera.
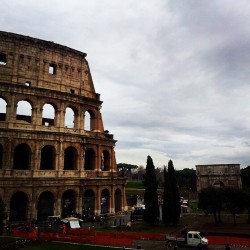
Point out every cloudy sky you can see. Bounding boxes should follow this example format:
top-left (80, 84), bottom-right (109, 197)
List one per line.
top-left (1, 0), bottom-right (250, 169)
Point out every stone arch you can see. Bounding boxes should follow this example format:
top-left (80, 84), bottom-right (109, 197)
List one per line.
top-left (213, 180), bottom-right (225, 188)
top-left (61, 189), bottom-right (77, 217)
top-left (65, 106), bottom-right (78, 128)
top-left (0, 53), bottom-right (7, 65)
top-left (84, 148), bottom-right (96, 170)
top-left (0, 97), bottom-right (7, 121)
top-left (40, 145), bottom-right (56, 170)
top-left (101, 150), bottom-right (110, 171)
top-left (101, 189), bottom-right (110, 214)
top-left (84, 109), bottom-right (96, 131)
top-left (9, 191), bottom-right (28, 221)
top-left (83, 189), bottom-right (95, 214)
top-left (42, 103), bottom-right (56, 126)
top-left (16, 99), bottom-right (32, 123)
top-left (64, 146), bottom-right (77, 170)
top-left (37, 191), bottom-right (54, 220)
top-left (13, 143), bottom-right (31, 170)
top-left (115, 188), bottom-right (122, 213)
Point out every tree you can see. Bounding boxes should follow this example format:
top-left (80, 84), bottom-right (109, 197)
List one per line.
top-left (198, 186), bottom-right (223, 225)
top-left (223, 187), bottom-right (245, 225)
top-left (243, 188), bottom-right (250, 224)
top-left (162, 160), bottom-right (181, 225)
top-left (0, 196), bottom-right (7, 235)
top-left (143, 156), bottom-right (159, 225)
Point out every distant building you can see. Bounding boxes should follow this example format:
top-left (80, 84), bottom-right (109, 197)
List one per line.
top-left (0, 31), bottom-right (127, 222)
top-left (196, 164), bottom-right (242, 192)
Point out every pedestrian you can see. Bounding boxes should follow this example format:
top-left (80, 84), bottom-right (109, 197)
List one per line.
top-left (62, 223), bottom-right (66, 234)
top-left (225, 244), bottom-right (231, 250)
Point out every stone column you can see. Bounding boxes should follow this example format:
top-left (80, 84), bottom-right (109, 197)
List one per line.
top-left (96, 186), bottom-right (101, 215)
top-left (110, 185), bottom-right (115, 214)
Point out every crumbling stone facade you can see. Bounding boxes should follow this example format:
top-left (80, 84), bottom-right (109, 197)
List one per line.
top-left (196, 164), bottom-right (242, 192)
top-left (0, 31), bottom-right (127, 222)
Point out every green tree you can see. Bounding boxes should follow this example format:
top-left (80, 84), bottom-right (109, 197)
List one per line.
top-left (241, 166), bottom-right (250, 188)
top-left (223, 187), bottom-right (245, 225)
top-left (143, 156), bottom-right (159, 225)
top-left (162, 160), bottom-right (181, 225)
top-left (243, 188), bottom-right (250, 224)
top-left (198, 186), bottom-right (223, 225)
top-left (0, 196), bottom-right (7, 235)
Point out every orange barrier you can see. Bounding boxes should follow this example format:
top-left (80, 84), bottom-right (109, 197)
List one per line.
top-left (207, 235), bottom-right (250, 246)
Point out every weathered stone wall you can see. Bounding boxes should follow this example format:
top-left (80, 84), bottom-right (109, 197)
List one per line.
top-left (0, 31), bottom-right (127, 222)
top-left (196, 164), bottom-right (242, 191)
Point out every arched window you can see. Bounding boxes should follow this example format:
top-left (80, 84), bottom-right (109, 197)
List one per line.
top-left (42, 103), bottom-right (55, 126)
top-left (13, 143), bottom-right (30, 170)
top-left (84, 111), bottom-right (91, 131)
top-left (115, 188), bottom-right (122, 212)
top-left (101, 150), bottom-right (110, 171)
top-left (62, 190), bottom-right (76, 217)
top-left (83, 189), bottom-right (95, 214)
top-left (64, 147), bottom-right (77, 170)
top-left (84, 148), bottom-right (96, 170)
top-left (0, 53), bottom-right (7, 65)
top-left (37, 191), bottom-right (54, 219)
top-left (40, 145), bottom-right (55, 170)
top-left (65, 107), bottom-right (74, 128)
top-left (101, 189), bottom-right (110, 214)
top-left (16, 100), bottom-right (32, 123)
top-left (0, 98), bottom-right (7, 121)
top-left (10, 191), bottom-right (28, 221)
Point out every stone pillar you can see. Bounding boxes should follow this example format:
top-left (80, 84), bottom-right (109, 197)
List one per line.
top-left (57, 141), bottom-right (64, 173)
top-left (55, 198), bottom-right (61, 216)
top-left (122, 185), bottom-right (127, 211)
top-left (110, 186), bottom-right (115, 214)
top-left (96, 186), bottom-right (101, 215)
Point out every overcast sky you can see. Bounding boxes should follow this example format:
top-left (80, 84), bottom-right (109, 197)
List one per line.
top-left (1, 0), bottom-right (250, 169)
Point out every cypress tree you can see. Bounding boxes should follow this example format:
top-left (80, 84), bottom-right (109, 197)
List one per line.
top-left (143, 155), bottom-right (159, 225)
top-left (162, 160), bottom-right (180, 225)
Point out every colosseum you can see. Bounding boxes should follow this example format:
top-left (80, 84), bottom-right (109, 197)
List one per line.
top-left (0, 31), bottom-right (127, 222)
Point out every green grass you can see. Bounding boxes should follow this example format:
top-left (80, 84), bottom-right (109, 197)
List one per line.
top-left (126, 181), bottom-right (144, 189)
top-left (17, 241), bottom-right (125, 250)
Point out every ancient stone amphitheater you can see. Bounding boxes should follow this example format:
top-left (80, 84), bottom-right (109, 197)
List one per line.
top-left (0, 31), bottom-right (126, 222)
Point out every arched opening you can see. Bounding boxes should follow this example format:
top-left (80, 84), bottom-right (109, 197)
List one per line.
top-left (42, 103), bottom-right (55, 126)
top-left (64, 147), bottom-right (77, 170)
top-left (0, 53), bottom-right (7, 65)
top-left (62, 190), bottom-right (76, 217)
top-left (213, 180), bottom-right (225, 188)
top-left (83, 189), bottom-right (95, 216)
top-left (0, 144), bottom-right (3, 169)
top-left (16, 100), bottom-right (32, 123)
top-left (115, 189), bottom-right (122, 213)
top-left (101, 189), bottom-right (110, 214)
top-left (37, 191), bottom-right (54, 220)
top-left (40, 145), bottom-right (55, 170)
top-left (65, 107), bottom-right (75, 128)
top-left (13, 143), bottom-right (30, 170)
top-left (0, 97), bottom-right (7, 121)
top-left (84, 148), bottom-right (95, 170)
top-left (10, 191), bottom-right (28, 221)
top-left (84, 111), bottom-right (91, 131)
top-left (102, 150), bottom-right (110, 171)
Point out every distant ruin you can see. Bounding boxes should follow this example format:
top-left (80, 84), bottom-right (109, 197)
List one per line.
top-left (196, 164), bottom-right (242, 191)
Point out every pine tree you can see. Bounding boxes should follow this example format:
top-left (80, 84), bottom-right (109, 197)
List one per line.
top-left (162, 160), bottom-right (181, 225)
top-left (143, 155), bottom-right (159, 225)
